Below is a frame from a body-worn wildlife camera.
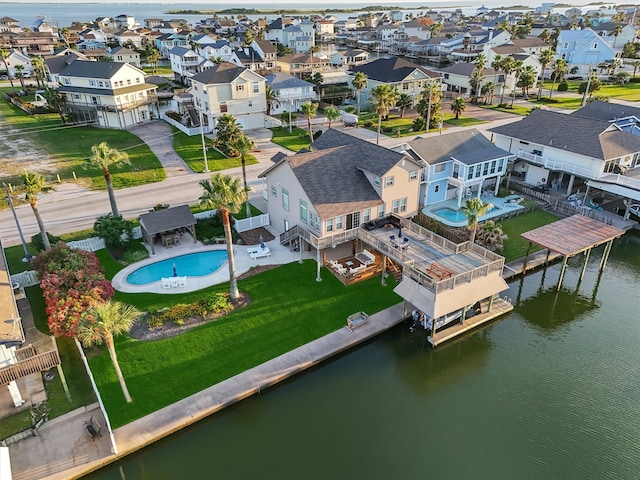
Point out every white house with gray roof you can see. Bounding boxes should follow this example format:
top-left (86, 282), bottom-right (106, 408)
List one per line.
top-left (259, 129), bottom-right (422, 238)
top-left (58, 60), bottom-right (158, 128)
top-left (394, 129), bottom-right (513, 207)
top-left (489, 109), bottom-right (640, 202)
top-left (264, 72), bottom-right (316, 115)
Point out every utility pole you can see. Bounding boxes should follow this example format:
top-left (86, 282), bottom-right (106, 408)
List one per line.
top-left (198, 107), bottom-right (209, 173)
top-left (4, 183), bottom-right (32, 262)
top-left (581, 65), bottom-right (593, 107)
top-left (426, 80), bottom-right (432, 134)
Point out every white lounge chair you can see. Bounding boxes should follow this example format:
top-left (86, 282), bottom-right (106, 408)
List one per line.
top-left (162, 277), bottom-right (171, 289)
top-left (250, 247), bottom-right (271, 259)
top-left (247, 246), bottom-right (260, 255)
top-left (170, 277), bottom-right (179, 288)
top-left (177, 276), bottom-right (187, 287)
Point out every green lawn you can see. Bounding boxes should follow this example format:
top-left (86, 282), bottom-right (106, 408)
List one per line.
top-left (141, 67), bottom-right (174, 75)
top-left (172, 128), bottom-right (258, 172)
top-left (482, 103), bottom-right (534, 116)
top-left (0, 97), bottom-right (165, 190)
top-left (443, 113), bottom-right (487, 127)
top-left (88, 258), bottom-right (401, 427)
top-left (500, 210), bottom-right (561, 262)
top-left (269, 126), bottom-right (311, 152)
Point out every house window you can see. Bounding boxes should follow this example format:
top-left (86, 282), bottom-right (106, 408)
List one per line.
top-left (490, 160), bottom-right (497, 174)
top-left (336, 216), bottom-right (343, 229)
top-left (498, 158), bottom-right (505, 172)
top-left (434, 185), bottom-right (439, 193)
top-left (309, 211), bottom-right (319, 230)
top-left (282, 188), bottom-right (289, 211)
top-left (127, 79), bottom-right (132, 85)
top-left (73, 94), bottom-right (80, 100)
top-left (98, 81), bottom-right (104, 87)
top-left (353, 211), bottom-right (360, 228)
top-left (253, 81), bottom-right (259, 93)
top-left (300, 200), bottom-right (308, 224)
top-left (483, 162), bottom-right (489, 175)
top-left (453, 164), bottom-right (459, 178)
top-left (402, 82), bottom-right (409, 90)
top-left (136, 78), bottom-right (141, 83)
top-left (385, 176), bottom-right (394, 187)
top-left (271, 185), bottom-right (277, 197)
top-left (236, 84), bottom-right (244, 91)
top-left (592, 43), bottom-right (597, 49)
top-left (378, 204), bottom-right (385, 218)
top-left (248, 100), bottom-right (253, 107)
top-left (220, 104), bottom-right (228, 113)
top-left (373, 176), bottom-right (381, 186)
top-left (409, 170), bottom-right (418, 181)
top-left (91, 96), bottom-right (98, 104)
top-left (89, 79), bottom-right (97, 86)
top-left (467, 166), bottom-right (474, 180)
top-left (563, 42), bottom-right (568, 49)
top-left (400, 197), bottom-right (407, 212)
top-left (326, 218), bottom-right (333, 232)
top-left (434, 163), bottom-right (446, 174)
top-left (392, 199), bottom-right (400, 213)
top-left (119, 80), bottom-right (124, 86)
top-left (363, 208), bottom-right (371, 222)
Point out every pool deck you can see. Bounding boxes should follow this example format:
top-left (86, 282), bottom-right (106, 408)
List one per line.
top-left (423, 194), bottom-right (525, 227)
top-left (112, 236), bottom-right (313, 294)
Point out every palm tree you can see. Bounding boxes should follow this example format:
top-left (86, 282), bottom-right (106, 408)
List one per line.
top-left (500, 55), bottom-right (516, 104)
top-left (396, 93), bottom-right (412, 117)
top-left (43, 87), bottom-right (66, 123)
top-left (265, 85), bottom-right (279, 116)
top-left (0, 48), bottom-right (16, 92)
top-left (510, 59), bottom-right (524, 107)
top-left (229, 133), bottom-right (255, 217)
top-left (451, 97), bottom-right (466, 119)
top-left (20, 171), bottom-right (52, 250)
top-left (472, 53), bottom-right (486, 103)
top-left (147, 48), bottom-right (160, 74)
top-left (60, 27), bottom-right (71, 48)
top-left (461, 197), bottom-right (493, 244)
top-left (490, 54), bottom-right (503, 105)
top-left (324, 105), bottom-right (340, 128)
top-left (199, 174), bottom-right (248, 301)
top-left (311, 72), bottom-right (323, 101)
top-left (214, 114), bottom-right (243, 156)
top-left (300, 101), bottom-right (318, 144)
top-left (369, 84), bottom-right (398, 145)
top-left (612, 25), bottom-right (623, 48)
top-left (77, 300), bottom-right (141, 403)
top-left (538, 49), bottom-right (555, 99)
top-left (630, 60), bottom-right (640, 77)
top-left (549, 58), bottom-right (568, 99)
top-left (352, 71), bottom-right (367, 115)
top-left (86, 142), bottom-right (130, 217)
top-left (31, 55), bottom-right (46, 89)
top-left (14, 64), bottom-right (25, 90)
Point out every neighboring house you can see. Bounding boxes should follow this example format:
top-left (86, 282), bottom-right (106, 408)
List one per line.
top-left (169, 46), bottom-right (213, 84)
top-left (436, 62), bottom-right (501, 98)
top-left (597, 22), bottom-right (636, 49)
top-left (264, 72), bottom-right (316, 114)
top-left (0, 16), bottom-right (21, 33)
top-left (31, 16), bottom-right (58, 34)
top-left (114, 30), bottom-right (143, 48)
top-left (198, 40), bottom-right (234, 63)
top-left (110, 46), bottom-right (141, 68)
top-left (282, 24), bottom-right (314, 53)
top-left (330, 49), bottom-right (369, 68)
top-left (45, 50), bottom-right (89, 83)
top-left (156, 32), bottom-right (191, 58)
top-left (189, 62), bottom-right (266, 130)
top-left (489, 109), bottom-right (640, 202)
top-left (571, 100), bottom-right (640, 136)
top-left (2, 49), bottom-right (33, 78)
top-left (259, 128), bottom-right (423, 238)
top-left (277, 53), bottom-right (330, 77)
top-left (115, 14), bottom-right (138, 30)
top-left (251, 39), bottom-right (277, 71)
top-left (265, 17), bottom-right (292, 44)
top-left (349, 57), bottom-right (442, 109)
top-left (231, 46), bottom-right (273, 74)
top-left (11, 31), bottom-right (58, 55)
top-left (58, 60), bottom-right (158, 128)
top-left (394, 129), bottom-right (512, 207)
top-left (556, 28), bottom-right (616, 76)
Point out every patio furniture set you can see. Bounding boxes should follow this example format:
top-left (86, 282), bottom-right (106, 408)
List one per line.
top-left (162, 276), bottom-right (187, 288)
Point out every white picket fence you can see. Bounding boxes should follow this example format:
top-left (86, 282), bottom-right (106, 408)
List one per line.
top-left (232, 213), bottom-right (270, 233)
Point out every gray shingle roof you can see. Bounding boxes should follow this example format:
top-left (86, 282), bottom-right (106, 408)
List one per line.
top-left (265, 72), bottom-right (314, 89)
top-left (572, 100), bottom-right (640, 122)
top-left (138, 205), bottom-right (196, 236)
top-left (191, 62), bottom-right (244, 84)
top-left (350, 57), bottom-right (440, 83)
top-left (489, 109), bottom-right (640, 160)
top-left (408, 129), bottom-right (511, 165)
top-left (59, 60), bottom-right (129, 78)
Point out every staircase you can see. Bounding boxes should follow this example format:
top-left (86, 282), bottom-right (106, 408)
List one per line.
top-left (386, 258), bottom-right (403, 282)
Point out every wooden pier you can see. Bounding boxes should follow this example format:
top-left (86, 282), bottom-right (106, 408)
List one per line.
top-left (428, 298), bottom-right (513, 347)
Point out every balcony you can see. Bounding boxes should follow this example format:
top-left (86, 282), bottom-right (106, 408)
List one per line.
top-left (0, 347), bottom-right (61, 385)
top-left (517, 149), bottom-right (595, 178)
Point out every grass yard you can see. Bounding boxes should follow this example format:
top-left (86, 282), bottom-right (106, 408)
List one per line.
top-left (172, 128), bottom-right (258, 172)
top-left (500, 209), bottom-right (561, 262)
top-left (482, 103), bottom-right (534, 116)
top-left (0, 97), bottom-right (165, 189)
top-left (269, 126), bottom-right (311, 152)
top-left (141, 66), bottom-right (174, 75)
top-left (88, 258), bottom-right (401, 427)
top-left (443, 113), bottom-right (487, 127)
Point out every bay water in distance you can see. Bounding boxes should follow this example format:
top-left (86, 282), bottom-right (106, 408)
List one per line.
top-left (86, 233), bottom-right (640, 479)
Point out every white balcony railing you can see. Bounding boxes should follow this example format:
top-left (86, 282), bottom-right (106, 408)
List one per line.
top-left (517, 149), bottom-right (596, 178)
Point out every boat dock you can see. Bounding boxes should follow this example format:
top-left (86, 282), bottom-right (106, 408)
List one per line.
top-left (428, 298), bottom-right (513, 347)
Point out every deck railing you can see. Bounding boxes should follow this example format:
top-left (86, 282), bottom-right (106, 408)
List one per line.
top-left (0, 350), bottom-right (61, 385)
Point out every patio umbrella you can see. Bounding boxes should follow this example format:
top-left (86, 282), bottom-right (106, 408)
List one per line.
top-left (398, 226), bottom-right (402, 238)
top-left (259, 234), bottom-right (265, 249)
top-left (172, 263), bottom-right (177, 277)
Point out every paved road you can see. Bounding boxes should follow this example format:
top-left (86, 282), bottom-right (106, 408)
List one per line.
top-left (0, 111), bottom-right (524, 248)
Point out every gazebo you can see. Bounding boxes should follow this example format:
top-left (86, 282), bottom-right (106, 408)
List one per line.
top-left (138, 205), bottom-right (197, 254)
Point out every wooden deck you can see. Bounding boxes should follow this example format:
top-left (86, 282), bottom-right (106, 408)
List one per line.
top-left (325, 252), bottom-right (384, 285)
top-left (428, 298), bottom-right (514, 347)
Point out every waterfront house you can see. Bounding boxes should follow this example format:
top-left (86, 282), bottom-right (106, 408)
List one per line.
top-left (276, 53), bottom-right (330, 78)
top-left (2, 49), bottom-right (32, 79)
top-left (264, 72), bottom-right (318, 115)
top-left (556, 28), bottom-right (616, 76)
top-left (330, 49), bottom-right (369, 68)
top-left (393, 129), bottom-right (512, 208)
top-left (189, 62), bottom-right (266, 130)
top-left (198, 39), bottom-right (234, 63)
top-left (11, 31), bottom-right (58, 55)
top-left (58, 60), bottom-right (158, 128)
top-left (0, 16), bottom-right (21, 34)
top-left (489, 108), bottom-right (640, 202)
top-left (596, 22), bottom-right (636, 50)
top-left (45, 50), bottom-right (88, 83)
top-left (169, 46), bottom-right (213, 84)
top-left (110, 46), bottom-right (141, 68)
top-left (435, 62), bottom-right (502, 99)
top-left (114, 30), bottom-right (142, 48)
top-left (115, 14), bottom-right (138, 31)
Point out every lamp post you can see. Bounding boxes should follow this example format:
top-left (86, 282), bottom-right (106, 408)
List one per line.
top-left (289, 93), bottom-right (293, 134)
top-left (3, 183), bottom-right (32, 263)
top-left (198, 106), bottom-right (209, 173)
top-left (581, 65), bottom-right (595, 107)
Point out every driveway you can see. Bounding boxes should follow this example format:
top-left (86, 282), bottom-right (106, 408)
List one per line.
top-left (127, 121), bottom-right (193, 177)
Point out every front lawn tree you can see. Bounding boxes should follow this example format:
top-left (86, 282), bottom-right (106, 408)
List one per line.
top-left (229, 133), bottom-right (255, 217)
top-left (0, 48), bottom-right (16, 92)
top-left (324, 105), bottom-right (340, 128)
top-left (397, 93), bottom-right (412, 117)
top-left (451, 97), bottom-right (466, 119)
top-left (21, 171), bottom-right (53, 251)
top-left (214, 114), bottom-right (242, 156)
top-left (94, 214), bottom-right (134, 249)
top-left (462, 197), bottom-right (493, 244)
top-left (199, 174), bottom-right (248, 301)
top-left (77, 300), bottom-right (141, 403)
top-left (352, 71), bottom-right (367, 115)
top-left (300, 101), bottom-right (318, 144)
top-left (87, 142), bottom-right (131, 217)
top-left (369, 84), bottom-right (398, 144)
top-left (43, 87), bottom-right (66, 123)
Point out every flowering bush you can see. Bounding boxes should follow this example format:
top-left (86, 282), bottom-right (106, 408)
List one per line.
top-left (32, 243), bottom-right (114, 336)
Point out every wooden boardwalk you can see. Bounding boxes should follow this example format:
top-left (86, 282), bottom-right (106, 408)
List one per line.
top-left (428, 298), bottom-right (514, 347)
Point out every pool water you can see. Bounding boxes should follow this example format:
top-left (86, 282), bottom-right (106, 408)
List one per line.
top-left (432, 205), bottom-right (501, 224)
top-left (126, 251), bottom-right (228, 285)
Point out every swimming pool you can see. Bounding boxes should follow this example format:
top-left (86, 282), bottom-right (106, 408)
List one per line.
top-left (432, 205), bottom-right (501, 224)
top-left (126, 251), bottom-right (228, 285)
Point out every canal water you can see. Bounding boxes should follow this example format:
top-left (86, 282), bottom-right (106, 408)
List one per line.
top-left (87, 233), bottom-right (640, 480)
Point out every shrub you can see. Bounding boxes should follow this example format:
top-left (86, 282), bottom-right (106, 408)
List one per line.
top-left (122, 248), bottom-right (149, 264)
top-left (31, 232), bottom-right (61, 252)
top-left (412, 116), bottom-right (426, 132)
top-left (165, 111), bottom-right (182, 122)
top-left (557, 81), bottom-right (569, 92)
top-left (363, 120), bottom-right (373, 128)
top-left (202, 293), bottom-right (232, 314)
top-left (94, 214), bottom-right (135, 249)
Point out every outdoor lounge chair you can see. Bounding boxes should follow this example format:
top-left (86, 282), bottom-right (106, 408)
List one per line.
top-left (162, 277), bottom-right (171, 289)
top-left (177, 276), bottom-right (187, 287)
top-left (170, 277), bottom-right (179, 288)
top-left (250, 247), bottom-right (271, 259)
